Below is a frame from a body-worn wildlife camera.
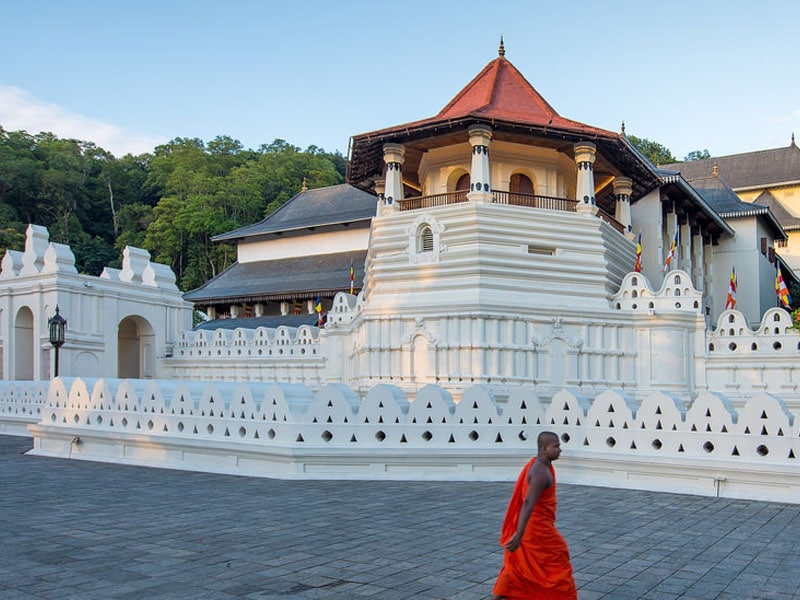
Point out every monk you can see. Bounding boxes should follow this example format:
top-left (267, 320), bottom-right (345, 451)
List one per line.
top-left (491, 431), bottom-right (577, 600)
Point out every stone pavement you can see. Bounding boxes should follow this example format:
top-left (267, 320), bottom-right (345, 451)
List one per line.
top-left (0, 435), bottom-right (798, 600)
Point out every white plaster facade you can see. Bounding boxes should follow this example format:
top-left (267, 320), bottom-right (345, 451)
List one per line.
top-left (0, 225), bottom-right (192, 381)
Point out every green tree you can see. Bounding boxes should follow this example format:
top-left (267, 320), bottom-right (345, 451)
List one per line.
top-left (684, 149), bottom-right (711, 161)
top-left (627, 135), bottom-right (677, 166)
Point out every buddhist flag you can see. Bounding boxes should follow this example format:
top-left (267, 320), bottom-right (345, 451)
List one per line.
top-left (725, 266), bottom-right (737, 310)
top-left (776, 265), bottom-right (792, 307)
top-left (662, 231), bottom-right (678, 272)
top-left (634, 232), bottom-right (642, 273)
top-left (349, 260), bottom-right (355, 295)
top-left (315, 295), bottom-right (324, 327)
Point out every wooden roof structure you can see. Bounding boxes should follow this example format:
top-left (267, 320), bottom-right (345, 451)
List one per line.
top-left (347, 50), bottom-right (662, 203)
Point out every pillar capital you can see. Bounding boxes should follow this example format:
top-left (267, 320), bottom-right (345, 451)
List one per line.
top-left (382, 143), bottom-right (405, 165)
top-left (468, 124), bottom-right (493, 147)
top-left (612, 176), bottom-right (633, 197)
top-left (573, 142), bottom-right (596, 165)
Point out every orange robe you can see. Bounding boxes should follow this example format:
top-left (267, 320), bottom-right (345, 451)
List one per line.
top-left (492, 458), bottom-right (577, 599)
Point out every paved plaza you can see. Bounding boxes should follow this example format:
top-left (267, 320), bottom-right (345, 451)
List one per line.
top-left (0, 435), bottom-right (798, 599)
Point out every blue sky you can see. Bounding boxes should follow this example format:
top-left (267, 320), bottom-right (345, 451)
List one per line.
top-left (2, 0), bottom-right (798, 159)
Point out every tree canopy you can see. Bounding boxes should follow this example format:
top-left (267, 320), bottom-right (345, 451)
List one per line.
top-left (626, 135), bottom-right (677, 166)
top-left (0, 127), bottom-right (345, 290)
top-left (684, 149), bottom-right (711, 161)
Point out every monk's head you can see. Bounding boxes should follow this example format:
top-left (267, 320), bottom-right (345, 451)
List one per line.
top-left (537, 431), bottom-right (562, 461)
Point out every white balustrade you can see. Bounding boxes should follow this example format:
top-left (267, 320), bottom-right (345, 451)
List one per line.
top-left (9, 376), bottom-right (795, 503)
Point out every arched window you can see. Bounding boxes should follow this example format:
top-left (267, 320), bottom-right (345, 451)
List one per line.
top-left (510, 173), bottom-right (534, 195)
top-left (418, 225), bottom-right (434, 253)
top-left (456, 173), bottom-right (470, 191)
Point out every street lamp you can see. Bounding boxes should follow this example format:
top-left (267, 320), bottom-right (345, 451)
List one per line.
top-left (48, 305), bottom-right (67, 378)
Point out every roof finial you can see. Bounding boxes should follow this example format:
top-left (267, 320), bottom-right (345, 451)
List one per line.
top-left (712, 162), bottom-right (718, 177)
top-left (620, 120), bottom-right (626, 135)
top-left (792, 132), bottom-right (796, 147)
top-left (498, 35), bottom-right (505, 57)
top-left (301, 177), bottom-right (308, 192)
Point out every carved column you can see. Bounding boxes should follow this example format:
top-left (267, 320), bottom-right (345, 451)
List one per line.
top-left (613, 176), bottom-right (633, 237)
top-left (679, 219), bottom-right (692, 272)
top-left (574, 142), bottom-right (597, 215)
top-left (373, 178), bottom-right (388, 217)
top-left (692, 225), bottom-right (705, 291)
top-left (383, 143), bottom-right (405, 210)
top-left (703, 238), bottom-right (715, 316)
top-left (664, 199), bottom-right (679, 274)
top-left (467, 124), bottom-right (493, 203)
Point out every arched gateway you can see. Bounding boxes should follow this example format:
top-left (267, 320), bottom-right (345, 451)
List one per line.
top-left (117, 316), bottom-right (155, 378)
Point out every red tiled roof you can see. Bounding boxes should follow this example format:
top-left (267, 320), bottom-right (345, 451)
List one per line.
top-left (434, 57), bottom-right (610, 136)
top-left (347, 53), bottom-right (653, 195)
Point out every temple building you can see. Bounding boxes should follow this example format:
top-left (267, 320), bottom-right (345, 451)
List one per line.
top-left (166, 42), bottom-right (794, 400)
top-left (187, 42), bottom-right (787, 331)
top-left (184, 183), bottom-right (374, 329)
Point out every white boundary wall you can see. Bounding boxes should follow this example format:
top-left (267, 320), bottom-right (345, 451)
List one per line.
top-left (11, 377), bottom-right (799, 504)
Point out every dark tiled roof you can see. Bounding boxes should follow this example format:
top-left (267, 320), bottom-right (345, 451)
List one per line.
top-left (183, 250), bottom-right (367, 304)
top-left (652, 168), bottom-right (734, 237)
top-left (662, 143), bottom-right (800, 190)
top-left (686, 174), bottom-right (785, 238)
top-left (195, 314), bottom-right (318, 331)
top-left (213, 184), bottom-right (376, 242)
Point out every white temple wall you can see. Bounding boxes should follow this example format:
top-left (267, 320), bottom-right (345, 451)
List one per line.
top-left (711, 217), bottom-right (779, 326)
top-left (237, 228), bottom-right (370, 263)
top-left (165, 276), bottom-right (800, 411)
top-left (0, 226), bottom-right (192, 381)
top-left (365, 202), bottom-right (634, 315)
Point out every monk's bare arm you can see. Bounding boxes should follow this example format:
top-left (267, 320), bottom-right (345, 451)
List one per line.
top-left (501, 463), bottom-right (551, 553)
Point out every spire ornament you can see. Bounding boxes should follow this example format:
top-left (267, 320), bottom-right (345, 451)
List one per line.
top-left (498, 35), bottom-right (505, 57)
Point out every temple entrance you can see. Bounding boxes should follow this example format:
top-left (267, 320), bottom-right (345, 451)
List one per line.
top-left (14, 307), bottom-right (34, 380)
top-left (117, 316), bottom-right (155, 378)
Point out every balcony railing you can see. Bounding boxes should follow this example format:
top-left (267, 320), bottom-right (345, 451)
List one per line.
top-left (492, 190), bottom-right (578, 212)
top-left (395, 189), bottom-right (625, 233)
top-left (396, 191), bottom-right (468, 211)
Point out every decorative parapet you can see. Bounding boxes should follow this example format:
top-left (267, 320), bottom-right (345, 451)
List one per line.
top-left (611, 270), bottom-right (703, 314)
top-left (41, 242), bottom-right (78, 274)
top-left (173, 325), bottom-right (321, 359)
top-left (0, 225), bottom-right (179, 291)
top-left (326, 293), bottom-right (359, 327)
top-left (24, 377), bottom-right (800, 503)
top-left (0, 380), bottom-right (49, 435)
top-left (704, 308), bottom-right (800, 399)
top-left (708, 308), bottom-right (798, 351)
top-left (0, 250), bottom-right (23, 280)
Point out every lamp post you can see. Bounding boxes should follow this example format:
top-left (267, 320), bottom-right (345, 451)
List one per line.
top-left (48, 306), bottom-right (67, 378)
